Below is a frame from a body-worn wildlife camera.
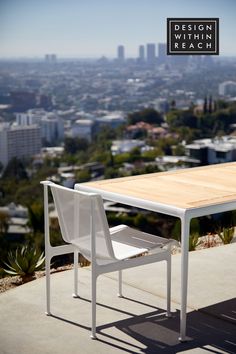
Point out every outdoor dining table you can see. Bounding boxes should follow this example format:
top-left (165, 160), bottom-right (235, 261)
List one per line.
top-left (75, 161), bottom-right (236, 341)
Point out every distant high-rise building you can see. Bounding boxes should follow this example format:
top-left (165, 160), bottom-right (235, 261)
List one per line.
top-left (16, 111), bottom-right (40, 126)
top-left (146, 43), bottom-right (156, 64)
top-left (117, 45), bottom-right (125, 61)
top-left (138, 45), bottom-right (145, 62)
top-left (51, 54), bottom-right (57, 63)
top-left (16, 109), bottom-right (64, 145)
top-left (0, 123), bottom-right (41, 167)
top-left (41, 114), bottom-right (64, 144)
top-left (158, 43), bottom-right (167, 63)
top-left (45, 54), bottom-right (57, 63)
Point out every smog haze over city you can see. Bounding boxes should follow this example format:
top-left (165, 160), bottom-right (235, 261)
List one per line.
top-left (0, 0), bottom-right (236, 58)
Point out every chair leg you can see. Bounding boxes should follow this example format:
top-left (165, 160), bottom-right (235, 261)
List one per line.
top-left (91, 270), bottom-right (97, 339)
top-left (166, 255), bottom-right (172, 317)
top-left (73, 251), bottom-right (79, 298)
top-left (45, 255), bottom-right (51, 316)
top-left (118, 270), bottom-right (123, 297)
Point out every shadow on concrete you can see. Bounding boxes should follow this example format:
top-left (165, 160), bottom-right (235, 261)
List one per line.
top-left (99, 308), bottom-right (236, 353)
top-left (199, 297), bottom-right (236, 325)
top-left (52, 296), bottom-right (236, 354)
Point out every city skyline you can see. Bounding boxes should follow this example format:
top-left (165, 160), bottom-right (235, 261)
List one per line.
top-left (0, 0), bottom-right (236, 58)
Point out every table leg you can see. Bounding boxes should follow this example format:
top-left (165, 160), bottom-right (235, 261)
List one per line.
top-left (179, 215), bottom-right (190, 342)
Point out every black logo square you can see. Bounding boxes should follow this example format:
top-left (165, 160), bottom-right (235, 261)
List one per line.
top-left (167, 18), bottom-right (219, 55)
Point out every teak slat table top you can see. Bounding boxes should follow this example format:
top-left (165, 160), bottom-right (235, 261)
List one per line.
top-left (81, 162), bottom-right (236, 210)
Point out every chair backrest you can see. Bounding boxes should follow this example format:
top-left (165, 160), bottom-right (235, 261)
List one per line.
top-left (49, 183), bottom-right (116, 262)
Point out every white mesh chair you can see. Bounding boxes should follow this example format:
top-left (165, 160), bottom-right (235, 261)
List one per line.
top-left (41, 181), bottom-right (177, 339)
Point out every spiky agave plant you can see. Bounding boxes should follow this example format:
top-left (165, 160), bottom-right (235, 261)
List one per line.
top-left (218, 227), bottom-right (234, 245)
top-left (189, 233), bottom-right (201, 251)
top-left (4, 245), bottom-right (45, 283)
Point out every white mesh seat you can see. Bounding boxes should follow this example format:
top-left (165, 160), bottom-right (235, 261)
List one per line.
top-left (41, 181), bottom-right (177, 339)
top-left (110, 224), bottom-right (174, 259)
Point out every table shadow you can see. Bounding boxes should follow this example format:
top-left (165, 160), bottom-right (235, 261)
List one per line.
top-left (97, 296), bottom-right (236, 354)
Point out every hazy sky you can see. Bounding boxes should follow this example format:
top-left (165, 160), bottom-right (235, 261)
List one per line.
top-left (0, 0), bottom-right (236, 58)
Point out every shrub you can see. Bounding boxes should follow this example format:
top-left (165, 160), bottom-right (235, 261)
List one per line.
top-left (218, 227), bottom-right (234, 245)
top-left (189, 233), bottom-right (201, 251)
top-left (3, 245), bottom-right (45, 283)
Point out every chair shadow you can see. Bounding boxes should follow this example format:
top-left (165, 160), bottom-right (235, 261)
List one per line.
top-left (51, 296), bottom-right (236, 354)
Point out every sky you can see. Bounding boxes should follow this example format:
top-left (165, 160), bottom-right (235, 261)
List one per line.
top-left (0, 0), bottom-right (236, 58)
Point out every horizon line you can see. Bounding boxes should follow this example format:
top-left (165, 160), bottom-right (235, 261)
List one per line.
top-left (0, 54), bottom-right (236, 61)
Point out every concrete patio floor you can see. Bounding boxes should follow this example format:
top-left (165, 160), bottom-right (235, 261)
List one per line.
top-left (0, 243), bottom-right (236, 354)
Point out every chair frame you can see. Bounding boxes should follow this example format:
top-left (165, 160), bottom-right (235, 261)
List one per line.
top-left (41, 181), bottom-right (172, 339)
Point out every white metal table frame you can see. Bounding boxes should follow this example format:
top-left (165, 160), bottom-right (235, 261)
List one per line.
top-left (75, 180), bottom-right (236, 341)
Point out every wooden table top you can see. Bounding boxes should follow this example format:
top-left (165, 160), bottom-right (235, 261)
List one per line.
top-left (81, 162), bottom-right (236, 210)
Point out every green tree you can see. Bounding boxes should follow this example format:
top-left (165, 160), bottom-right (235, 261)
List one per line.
top-left (216, 100), bottom-right (229, 110)
top-left (155, 137), bottom-right (178, 155)
top-left (76, 169), bottom-right (91, 183)
top-left (104, 167), bottom-right (119, 179)
top-left (114, 153), bottom-right (131, 165)
top-left (3, 158), bottom-right (28, 181)
top-left (128, 108), bottom-right (163, 125)
top-left (0, 211), bottom-right (10, 235)
top-left (64, 137), bottom-right (89, 155)
top-left (142, 148), bottom-right (163, 161)
top-left (93, 126), bottom-right (115, 148)
top-left (27, 203), bottom-right (44, 234)
top-left (166, 110), bottom-right (198, 129)
top-left (177, 127), bottom-right (196, 142)
top-left (129, 147), bottom-right (141, 162)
